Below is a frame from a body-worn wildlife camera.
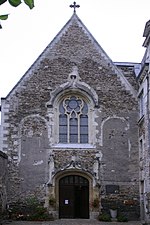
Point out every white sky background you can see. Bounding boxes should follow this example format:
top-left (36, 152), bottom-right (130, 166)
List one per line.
top-left (0, 0), bottom-right (150, 98)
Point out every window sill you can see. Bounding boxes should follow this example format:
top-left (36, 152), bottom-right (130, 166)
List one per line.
top-left (52, 143), bottom-right (95, 149)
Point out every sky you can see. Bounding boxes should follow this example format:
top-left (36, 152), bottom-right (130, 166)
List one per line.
top-left (0, 0), bottom-right (150, 98)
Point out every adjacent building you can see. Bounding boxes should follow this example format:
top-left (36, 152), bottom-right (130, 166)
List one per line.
top-left (137, 20), bottom-right (150, 223)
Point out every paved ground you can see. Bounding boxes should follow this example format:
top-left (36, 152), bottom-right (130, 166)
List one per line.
top-left (1, 219), bottom-right (143, 225)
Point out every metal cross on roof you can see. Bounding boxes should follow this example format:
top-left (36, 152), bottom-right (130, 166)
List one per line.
top-left (70, 2), bottom-right (80, 13)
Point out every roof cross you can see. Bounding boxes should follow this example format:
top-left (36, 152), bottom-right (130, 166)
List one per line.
top-left (70, 2), bottom-right (80, 13)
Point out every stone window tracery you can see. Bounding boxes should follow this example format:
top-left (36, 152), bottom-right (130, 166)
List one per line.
top-left (59, 96), bottom-right (88, 143)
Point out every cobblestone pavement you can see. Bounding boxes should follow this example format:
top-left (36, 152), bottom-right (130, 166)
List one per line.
top-left (1, 219), bottom-right (142, 225)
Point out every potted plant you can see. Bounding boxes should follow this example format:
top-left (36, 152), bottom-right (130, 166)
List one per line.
top-left (109, 202), bottom-right (117, 219)
top-left (49, 196), bottom-right (56, 207)
top-left (92, 197), bottom-right (99, 208)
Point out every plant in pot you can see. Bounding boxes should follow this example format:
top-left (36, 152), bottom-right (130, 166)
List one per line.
top-left (92, 197), bottom-right (100, 208)
top-left (49, 196), bottom-right (56, 207)
top-left (109, 202), bottom-right (118, 219)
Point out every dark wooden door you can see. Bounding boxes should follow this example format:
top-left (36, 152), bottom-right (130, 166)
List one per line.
top-left (59, 175), bottom-right (89, 219)
top-left (74, 185), bottom-right (89, 218)
top-left (59, 185), bottom-right (74, 218)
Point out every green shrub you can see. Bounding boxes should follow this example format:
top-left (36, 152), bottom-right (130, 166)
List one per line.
top-left (117, 215), bottom-right (128, 222)
top-left (98, 213), bottom-right (111, 222)
top-left (8, 197), bottom-right (54, 221)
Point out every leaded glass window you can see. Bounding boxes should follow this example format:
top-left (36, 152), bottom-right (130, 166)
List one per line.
top-left (59, 96), bottom-right (88, 143)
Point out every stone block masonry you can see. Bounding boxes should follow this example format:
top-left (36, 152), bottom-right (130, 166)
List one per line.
top-left (0, 151), bottom-right (8, 213)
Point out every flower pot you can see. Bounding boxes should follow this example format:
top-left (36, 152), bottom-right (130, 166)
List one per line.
top-left (110, 209), bottom-right (117, 219)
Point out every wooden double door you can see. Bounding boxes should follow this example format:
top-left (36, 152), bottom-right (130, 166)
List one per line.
top-left (59, 175), bottom-right (89, 219)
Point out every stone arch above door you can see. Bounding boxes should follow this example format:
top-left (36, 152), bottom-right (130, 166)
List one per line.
top-left (54, 169), bottom-right (93, 186)
top-left (47, 169), bottom-right (100, 219)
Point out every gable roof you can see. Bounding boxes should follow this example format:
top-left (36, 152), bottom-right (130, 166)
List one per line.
top-left (6, 13), bottom-right (137, 99)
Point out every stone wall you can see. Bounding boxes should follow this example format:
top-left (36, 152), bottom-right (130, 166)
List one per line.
top-left (0, 151), bottom-right (8, 213)
top-left (0, 124), bottom-right (2, 151)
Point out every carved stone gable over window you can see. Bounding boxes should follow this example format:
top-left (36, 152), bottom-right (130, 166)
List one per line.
top-left (46, 66), bottom-right (98, 147)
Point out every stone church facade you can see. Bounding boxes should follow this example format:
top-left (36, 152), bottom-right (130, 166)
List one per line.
top-left (0, 10), bottom-right (141, 220)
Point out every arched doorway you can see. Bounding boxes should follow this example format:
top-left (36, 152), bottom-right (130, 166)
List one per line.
top-left (59, 175), bottom-right (89, 218)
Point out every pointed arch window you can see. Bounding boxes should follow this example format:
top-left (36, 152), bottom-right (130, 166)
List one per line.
top-left (59, 96), bottom-right (88, 143)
